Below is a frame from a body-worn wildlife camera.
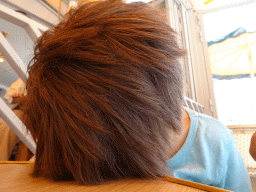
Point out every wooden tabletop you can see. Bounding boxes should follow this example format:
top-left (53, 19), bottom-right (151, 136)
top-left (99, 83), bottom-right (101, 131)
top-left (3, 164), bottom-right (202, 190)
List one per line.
top-left (0, 162), bottom-right (231, 192)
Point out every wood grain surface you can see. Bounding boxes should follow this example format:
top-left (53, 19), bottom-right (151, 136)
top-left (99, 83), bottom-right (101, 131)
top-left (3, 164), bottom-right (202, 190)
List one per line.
top-left (0, 162), bottom-right (231, 192)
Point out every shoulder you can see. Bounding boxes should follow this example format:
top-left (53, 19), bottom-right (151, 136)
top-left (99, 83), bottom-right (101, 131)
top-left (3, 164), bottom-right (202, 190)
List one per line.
top-left (185, 108), bottom-right (233, 145)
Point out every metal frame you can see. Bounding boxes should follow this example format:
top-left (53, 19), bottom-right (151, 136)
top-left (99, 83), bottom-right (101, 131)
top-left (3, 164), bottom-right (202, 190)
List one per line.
top-left (169, 0), bottom-right (198, 103)
top-left (0, 3), bottom-right (49, 154)
top-left (174, 0), bottom-right (193, 11)
top-left (184, 96), bottom-right (204, 114)
top-left (150, 0), bottom-right (165, 8)
top-left (181, 6), bottom-right (197, 101)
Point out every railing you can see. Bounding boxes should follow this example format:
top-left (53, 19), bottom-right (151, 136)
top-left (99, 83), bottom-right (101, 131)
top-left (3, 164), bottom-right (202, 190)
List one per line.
top-left (0, 4), bottom-right (49, 154)
top-left (184, 96), bottom-right (204, 114)
top-left (227, 125), bottom-right (256, 174)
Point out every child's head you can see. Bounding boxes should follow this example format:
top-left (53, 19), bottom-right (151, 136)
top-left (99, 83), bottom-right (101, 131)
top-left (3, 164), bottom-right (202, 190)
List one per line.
top-left (24, 0), bottom-right (185, 184)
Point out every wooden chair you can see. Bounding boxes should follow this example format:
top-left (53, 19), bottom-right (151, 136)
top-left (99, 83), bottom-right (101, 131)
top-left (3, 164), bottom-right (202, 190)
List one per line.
top-left (14, 141), bottom-right (33, 161)
top-left (0, 96), bottom-right (35, 161)
top-left (0, 162), bottom-right (231, 192)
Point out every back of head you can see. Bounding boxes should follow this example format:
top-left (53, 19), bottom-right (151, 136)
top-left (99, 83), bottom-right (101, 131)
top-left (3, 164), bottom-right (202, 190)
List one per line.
top-left (24, 0), bottom-right (185, 185)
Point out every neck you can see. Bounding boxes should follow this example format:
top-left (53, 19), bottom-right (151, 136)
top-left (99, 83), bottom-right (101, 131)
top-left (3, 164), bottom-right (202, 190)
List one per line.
top-left (167, 109), bottom-right (190, 159)
top-left (182, 109), bottom-right (190, 130)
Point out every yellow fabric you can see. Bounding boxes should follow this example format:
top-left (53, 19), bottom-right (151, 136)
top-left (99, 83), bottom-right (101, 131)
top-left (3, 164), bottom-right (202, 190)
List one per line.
top-left (204, 0), bottom-right (213, 5)
top-left (0, 110), bottom-right (22, 161)
top-left (4, 78), bottom-right (26, 101)
top-left (208, 32), bottom-right (256, 76)
top-left (0, 78), bottom-right (27, 161)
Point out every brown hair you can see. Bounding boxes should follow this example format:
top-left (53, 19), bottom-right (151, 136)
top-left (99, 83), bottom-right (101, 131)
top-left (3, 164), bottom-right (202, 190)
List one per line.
top-left (24, 0), bottom-right (185, 185)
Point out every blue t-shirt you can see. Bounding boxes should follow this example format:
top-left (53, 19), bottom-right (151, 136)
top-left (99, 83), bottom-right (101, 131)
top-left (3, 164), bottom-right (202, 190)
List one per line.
top-left (167, 108), bottom-right (252, 192)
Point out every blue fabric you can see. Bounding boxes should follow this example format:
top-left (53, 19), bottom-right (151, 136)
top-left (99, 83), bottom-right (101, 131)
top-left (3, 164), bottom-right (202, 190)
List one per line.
top-left (167, 108), bottom-right (252, 192)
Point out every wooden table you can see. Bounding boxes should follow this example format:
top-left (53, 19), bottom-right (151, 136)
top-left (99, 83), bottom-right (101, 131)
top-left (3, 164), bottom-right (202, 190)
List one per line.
top-left (0, 162), bottom-right (231, 192)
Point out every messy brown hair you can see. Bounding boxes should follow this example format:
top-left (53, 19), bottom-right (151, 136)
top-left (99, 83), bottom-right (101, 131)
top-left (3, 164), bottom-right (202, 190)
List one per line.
top-left (24, 0), bottom-right (185, 185)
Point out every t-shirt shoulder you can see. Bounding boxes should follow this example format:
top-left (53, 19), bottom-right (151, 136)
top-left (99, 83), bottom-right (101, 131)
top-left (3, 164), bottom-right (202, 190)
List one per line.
top-left (184, 107), bottom-right (233, 144)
